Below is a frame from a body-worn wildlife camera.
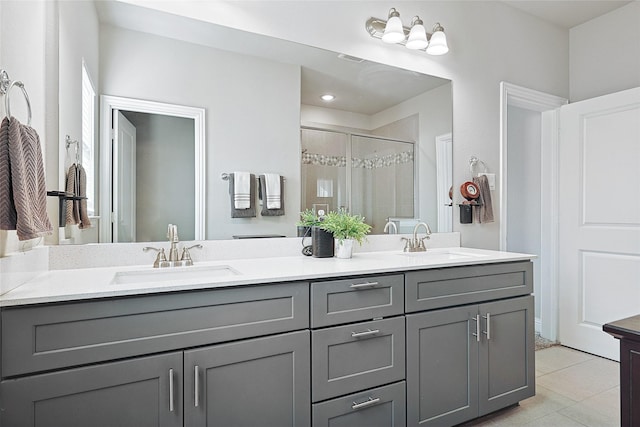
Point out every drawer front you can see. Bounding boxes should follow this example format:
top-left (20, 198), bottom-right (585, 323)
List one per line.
top-left (2, 282), bottom-right (309, 377)
top-left (311, 274), bottom-right (404, 328)
top-left (405, 262), bottom-right (533, 313)
top-left (311, 317), bottom-right (405, 402)
top-left (313, 381), bottom-right (406, 427)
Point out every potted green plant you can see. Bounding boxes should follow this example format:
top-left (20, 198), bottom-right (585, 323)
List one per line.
top-left (296, 209), bottom-right (321, 237)
top-left (319, 209), bottom-right (372, 258)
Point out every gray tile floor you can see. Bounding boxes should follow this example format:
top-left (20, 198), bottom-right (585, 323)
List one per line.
top-left (467, 346), bottom-right (620, 426)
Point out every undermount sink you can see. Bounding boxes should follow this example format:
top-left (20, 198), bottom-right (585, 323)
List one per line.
top-left (110, 265), bottom-right (240, 285)
top-left (397, 249), bottom-right (490, 261)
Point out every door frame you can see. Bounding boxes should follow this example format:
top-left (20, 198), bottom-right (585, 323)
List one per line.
top-left (112, 111), bottom-right (137, 243)
top-left (99, 95), bottom-right (206, 243)
top-left (499, 82), bottom-right (567, 341)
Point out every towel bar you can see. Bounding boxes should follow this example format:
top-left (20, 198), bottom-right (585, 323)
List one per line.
top-left (221, 172), bottom-right (286, 182)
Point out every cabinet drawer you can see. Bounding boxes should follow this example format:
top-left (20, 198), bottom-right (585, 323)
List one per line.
top-left (313, 381), bottom-right (406, 427)
top-left (2, 282), bottom-right (309, 377)
top-left (312, 317), bottom-right (405, 402)
top-left (405, 262), bottom-right (533, 313)
top-left (311, 274), bottom-right (404, 327)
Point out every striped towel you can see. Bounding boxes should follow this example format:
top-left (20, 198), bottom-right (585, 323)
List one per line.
top-left (0, 117), bottom-right (53, 240)
top-left (233, 172), bottom-right (251, 209)
top-left (263, 173), bottom-right (281, 209)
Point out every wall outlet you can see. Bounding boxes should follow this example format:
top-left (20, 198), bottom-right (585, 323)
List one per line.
top-left (478, 173), bottom-right (496, 190)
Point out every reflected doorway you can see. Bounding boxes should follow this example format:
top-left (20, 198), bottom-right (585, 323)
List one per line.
top-left (99, 96), bottom-right (206, 243)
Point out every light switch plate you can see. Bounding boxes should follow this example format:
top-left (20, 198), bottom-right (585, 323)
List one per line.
top-left (478, 173), bottom-right (496, 190)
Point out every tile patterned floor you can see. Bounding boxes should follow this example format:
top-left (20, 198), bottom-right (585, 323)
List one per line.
top-left (465, 346), bottom-right (620, 426)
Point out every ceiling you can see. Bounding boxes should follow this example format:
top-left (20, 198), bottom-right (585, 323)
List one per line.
top-left (95, 1), bottom-right (449, 116)
top-left (503, 1), bottom-right (632, 28)
top-left (95, 1), bottom-right (632, 115)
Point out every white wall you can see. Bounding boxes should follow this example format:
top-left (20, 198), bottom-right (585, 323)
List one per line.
top-left (570, 2), bottom-right (640, 102)
top-left (123, 0), bottom-right (570, 249)
top-left (100, 25), bottom-right (301, 240)
top-left (0, 0), bottom-right (56, 256)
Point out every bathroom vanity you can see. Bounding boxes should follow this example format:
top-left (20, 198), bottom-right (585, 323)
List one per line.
top-left (0, 248), bottom-right (534, 426)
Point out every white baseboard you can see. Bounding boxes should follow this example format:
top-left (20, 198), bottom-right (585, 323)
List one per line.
top-left (535, 317), bottom-right (542, 334)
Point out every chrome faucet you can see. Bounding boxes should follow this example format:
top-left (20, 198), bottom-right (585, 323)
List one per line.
top-left (143, 224), bottom-right (202, 267)
top-left (402, 222), bottom-right (432, 252)
top-left (167, 224), bottom-right (180, 262)
top-left (383, 220), bottom-right (398, 234)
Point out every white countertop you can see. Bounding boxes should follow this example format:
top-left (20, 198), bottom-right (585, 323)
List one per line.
top-left (0, 247), bottom-right (534, 307)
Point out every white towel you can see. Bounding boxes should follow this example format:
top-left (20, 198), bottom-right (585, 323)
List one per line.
top-left (263, 173), bottom-right (281, 209)
top-left (233, 172), bottom-right (251, 209)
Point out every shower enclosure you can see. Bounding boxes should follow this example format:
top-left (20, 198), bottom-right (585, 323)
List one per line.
top-left (301, 128), bottom-right (415, 234)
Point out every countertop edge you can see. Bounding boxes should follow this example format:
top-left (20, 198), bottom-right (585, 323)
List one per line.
top-left (0, 249), bottom-right (535, 307)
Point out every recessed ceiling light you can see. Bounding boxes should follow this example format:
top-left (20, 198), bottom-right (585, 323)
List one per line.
top-left (321, 94), bottom-right (336, 102)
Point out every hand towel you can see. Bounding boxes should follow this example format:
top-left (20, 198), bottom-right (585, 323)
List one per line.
top-left (473, 175), bottom-right (494, 223)
top-left (259, 174), bottom-right (285, 216)
top-left (65, 163), bottom-right (92, 229)
top-left (263, 173), bottom-right (281, 209)
top-left (233, 171), bottom-right (251, 209)
top-left (228, 173), bottom-right (256, 218)
top-left (0, 117), bottom-right (53, 240)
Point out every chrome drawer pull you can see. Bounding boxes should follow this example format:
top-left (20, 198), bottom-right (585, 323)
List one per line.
top-left (169, 368), bottom-right (174, 412)
top-left (471, 314), bottom-right (481, 342)
top-left (194, 365), bottom-right (200, 407)
top-left (482, 313), bottom-right (491, 340)
top-left (351, 328), bottom-right (380, 338)
top-left (352, 396), bottom-right (381, 410)
top-left (349, 281), bottom-right (380, 289)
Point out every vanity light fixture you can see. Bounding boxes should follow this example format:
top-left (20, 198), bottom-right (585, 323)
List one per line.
top-left (321, 94), bottom-right (336, 102)
top-left (381, 8), bottom-right (405, 43)
top-left (366, 9), bottom-right (449, 55)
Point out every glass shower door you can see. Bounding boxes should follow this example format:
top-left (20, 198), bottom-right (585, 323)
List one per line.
top-left (351, 135), bottom-right (415, 234)
top-left (301, 128), bottom-right (348, 216)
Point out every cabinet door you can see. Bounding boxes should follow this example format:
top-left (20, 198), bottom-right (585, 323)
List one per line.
top-left (312, 381), bottom-right (406, 427)
top-left (1, 352), bottom-right (182, 427)
top-left (479, 295), bottom-right (535, 415)
top-left (406, 305), bottom-right (479, 427)
top-left (184, 330), bottom-right (310, 427)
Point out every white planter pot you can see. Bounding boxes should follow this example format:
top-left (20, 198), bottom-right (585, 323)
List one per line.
top-left (335, 239), bottom-right (355, 259)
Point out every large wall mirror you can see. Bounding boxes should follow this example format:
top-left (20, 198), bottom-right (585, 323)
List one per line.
top-left (57, 1), bottom-right (453, 244)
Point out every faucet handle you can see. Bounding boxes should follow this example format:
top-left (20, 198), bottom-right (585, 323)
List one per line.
top-left (180, 244), bottom-right (203, 266)
top-left (143, 247), bottom-right (168, 268)
top-left (401, 237), bottom-right (412, 252)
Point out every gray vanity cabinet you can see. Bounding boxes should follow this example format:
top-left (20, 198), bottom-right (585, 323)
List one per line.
top-left (184, 330), bottom-right (310, 427)
top-left (1, 352), bottom-right (183, 427)
top-left (406, 295), bottom-right (535, 426)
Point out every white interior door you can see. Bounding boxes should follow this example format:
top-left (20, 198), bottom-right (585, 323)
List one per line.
top-left (558, 87), bottom-right (640, 361)
top-left (113, 111), bottom-right (137, 243)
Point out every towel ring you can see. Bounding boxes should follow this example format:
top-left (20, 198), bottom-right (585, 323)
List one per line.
top-left (5, 80), bottom-right (32, 126)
